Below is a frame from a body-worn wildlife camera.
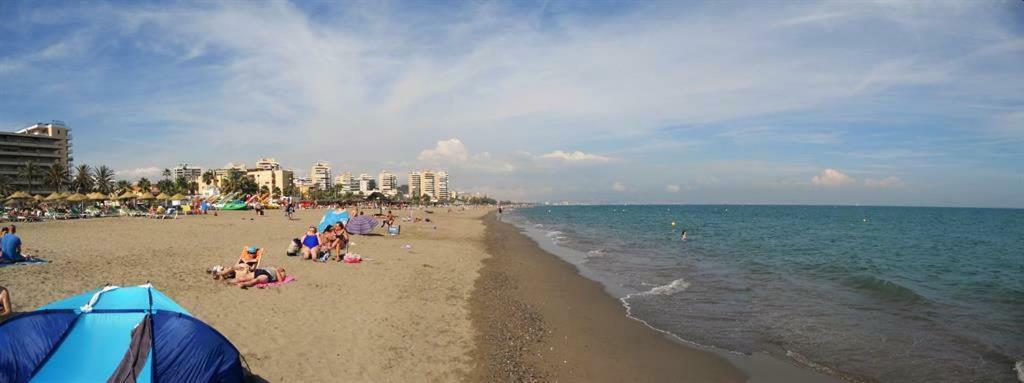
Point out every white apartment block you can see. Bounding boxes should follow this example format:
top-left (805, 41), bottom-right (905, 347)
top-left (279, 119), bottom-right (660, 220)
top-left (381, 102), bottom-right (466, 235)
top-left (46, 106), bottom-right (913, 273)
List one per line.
top-left (378, 170), bottom-right (398, 196)
top-left (310, 162), bottom-right (332, 190)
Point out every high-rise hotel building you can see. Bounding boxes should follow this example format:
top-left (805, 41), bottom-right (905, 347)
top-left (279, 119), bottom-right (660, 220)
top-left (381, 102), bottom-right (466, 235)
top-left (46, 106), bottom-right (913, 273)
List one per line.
top-left (408, 169), bottom-right (449, 201)
top-left (3, 121), bottom-right (72, 192)
top-left (310, 162), bottom-right (332, 190)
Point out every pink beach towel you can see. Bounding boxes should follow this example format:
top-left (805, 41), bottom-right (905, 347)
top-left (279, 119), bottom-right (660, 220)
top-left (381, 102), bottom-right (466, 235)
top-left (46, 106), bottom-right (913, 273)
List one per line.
top-left (255, 276), bottom-right (296, 289)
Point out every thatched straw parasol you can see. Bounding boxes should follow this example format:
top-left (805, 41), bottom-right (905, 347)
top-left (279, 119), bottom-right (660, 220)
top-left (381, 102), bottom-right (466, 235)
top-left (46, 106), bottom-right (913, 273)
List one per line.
top-left (60, 191), bottom-right (72, 198)
top-left (65, 193), bottom-right (88, 202)
top-left (155, 193), bottom-right (171, 201)
top-left (33, 194), bottom-right (46, 201)
top-left (87, 192), bottom-right (108, 201)
top-left (136, 192), bottom-right (155, 201)
top-left (44, 192), bottom-right (64, 201)
top-left (170, 193), bottom-right (187, 200)
top-left (117, 191), bottom-right (137, 200)
top-left (6, 191), bottom-right (32, 200)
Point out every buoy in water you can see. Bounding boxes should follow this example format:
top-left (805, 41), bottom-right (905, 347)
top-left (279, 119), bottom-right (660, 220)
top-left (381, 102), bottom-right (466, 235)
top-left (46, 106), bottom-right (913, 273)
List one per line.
top-left (671, 221), bottom-right (677, 226)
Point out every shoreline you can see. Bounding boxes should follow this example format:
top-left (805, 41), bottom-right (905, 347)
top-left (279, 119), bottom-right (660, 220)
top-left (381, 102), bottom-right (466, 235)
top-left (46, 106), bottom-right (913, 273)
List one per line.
top-left (470, 211), bottom-right (843, 383)
top-left (469, 212), bottom-right (746, 382)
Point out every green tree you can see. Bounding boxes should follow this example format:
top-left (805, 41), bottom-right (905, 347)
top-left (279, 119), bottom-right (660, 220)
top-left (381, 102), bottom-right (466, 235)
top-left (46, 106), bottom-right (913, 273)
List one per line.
top-left (157, 179), bottom-right (175, 194)
top-left (201, 170), bottom-right (216, 186)
top-left (44, 163), bottom-right (70, 192)
top-left (0, 175), bottom-right (12, 197)
top-left (239, 176), bottom-right (258, 195)
top-left (18, 161), bottom-right (41, 193)
top-left (115, 180), bottom-right (131, 193)
top-left (187, 181), bottom-right (199, 195)
top-left (220, 169), bottom-right (244, 193)
top-left (259, 185), bottom-right (270, 196)
top-left (72, 164), bottom-right (94, 193)
top-left (272, 186), bottom-right (282, 199)
top-left (283, 184), bottom-right (296, 198)
top-left (162, 168), bottom-right (172, 180)
top-left (174, 176), bottom-right (188, 194)
top-left (93, 165), bottom-right (115, 193)
top-left (136, 177), bottom-right (152, 193)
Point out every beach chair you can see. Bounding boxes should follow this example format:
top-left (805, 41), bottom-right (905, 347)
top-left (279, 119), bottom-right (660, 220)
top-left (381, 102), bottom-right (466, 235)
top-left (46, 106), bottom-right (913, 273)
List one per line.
top-left (237, 247), bottom-right (263, 271)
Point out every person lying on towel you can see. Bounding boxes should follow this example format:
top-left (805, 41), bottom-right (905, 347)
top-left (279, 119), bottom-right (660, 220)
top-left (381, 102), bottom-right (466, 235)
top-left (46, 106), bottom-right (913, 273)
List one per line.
top-left (232, 267), bottom-right (287, 289)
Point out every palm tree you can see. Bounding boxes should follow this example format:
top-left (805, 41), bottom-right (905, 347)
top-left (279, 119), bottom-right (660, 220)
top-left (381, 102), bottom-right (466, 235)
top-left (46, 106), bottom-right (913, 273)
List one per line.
top-left (259, 185), bottom-right (270, 196)
top-left (272, 186), bottom-right (282, 199)
top-left (221, 169), bottom-right (244, 193)
top-left (72, 164), bottom-right (94, 193)
top-left (0, 175), bottom-right (12, 197)
top-left (93, 165), bottom-right (115, 193)
top-left (137, 177), bottom-right (152, 193)
top-left (201, 170), bottom-right (216, 186)
top-left (19, 161), bottom-right (41, 193)
top-left (187, 181), bottom-right (199, 195)
top-left (174, 176), bottom-right (188, 194)
top-left (45, 163), bottom-right (70, 192)
top-left (115, 180), bottom-right (131, 193)
top-left (162, 168), bottom-right (172, 181)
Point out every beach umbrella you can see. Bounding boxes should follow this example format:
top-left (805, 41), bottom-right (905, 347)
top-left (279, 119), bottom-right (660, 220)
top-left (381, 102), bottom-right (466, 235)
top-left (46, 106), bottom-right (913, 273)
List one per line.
top-left (136, 192), bottom-right (155, 201)
top-left (60, 191), bottom-right (72, 197)
top-left (6, 191), bottom-right (31, 200)
top-left (0, 284), bottom-right (246, 382)
top-left (33, 194), bottom-right (46, 201)
top-left (317, 209), bottom-right (350, 232)
top-left (346, 214), bottom-right (378, 235)
top-left (44, 192), bottom-right (64, 201)
top-left (65, 193), bottom-right (88, 202)
top-left (117, 190), bottom-right (137, 200)
top-left (87, 192), bottom-right (108, 201)
top-left (170, 193), bottom-right (187, 200)
top-left (155, 193), bottom-right (171, 200)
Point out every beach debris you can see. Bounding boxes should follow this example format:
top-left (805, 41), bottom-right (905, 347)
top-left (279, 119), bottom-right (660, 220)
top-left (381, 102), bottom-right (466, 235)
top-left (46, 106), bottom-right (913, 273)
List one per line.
top-left (403, 244), bottom-right (412, 249)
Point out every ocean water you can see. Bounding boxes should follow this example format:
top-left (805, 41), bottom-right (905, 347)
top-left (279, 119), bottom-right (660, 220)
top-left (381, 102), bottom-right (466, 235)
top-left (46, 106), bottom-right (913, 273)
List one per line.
top-left (506, 205), bottom-right (1024, 382)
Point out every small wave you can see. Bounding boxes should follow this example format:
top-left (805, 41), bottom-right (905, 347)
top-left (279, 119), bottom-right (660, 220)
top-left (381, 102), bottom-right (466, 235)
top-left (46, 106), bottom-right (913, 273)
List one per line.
top-left (842, 275), bottom-right (931, 305)
top-left (1015, 360), bottom-right (1023, 383)
top-left (534, 223), bottom-right (543, 228)
top-left (586, 249), bottom-right (606, 258)
top-left (624, 278), bottom-right (690, 298)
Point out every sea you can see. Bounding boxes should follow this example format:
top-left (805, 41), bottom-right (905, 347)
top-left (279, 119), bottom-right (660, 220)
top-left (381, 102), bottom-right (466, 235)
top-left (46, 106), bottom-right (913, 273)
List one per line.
top-left (505, 205), bottom-right (1023, 382)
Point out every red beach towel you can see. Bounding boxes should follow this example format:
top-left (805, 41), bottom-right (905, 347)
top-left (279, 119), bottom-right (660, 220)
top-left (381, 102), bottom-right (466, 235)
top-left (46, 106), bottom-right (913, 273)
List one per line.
top-left (255, 276), bottom-right (296, 289)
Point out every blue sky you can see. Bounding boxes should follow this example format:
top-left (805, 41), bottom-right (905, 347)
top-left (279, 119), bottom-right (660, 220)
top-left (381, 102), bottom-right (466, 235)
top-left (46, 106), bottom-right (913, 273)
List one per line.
top-left (1, 0), bottom-right (1022, 207)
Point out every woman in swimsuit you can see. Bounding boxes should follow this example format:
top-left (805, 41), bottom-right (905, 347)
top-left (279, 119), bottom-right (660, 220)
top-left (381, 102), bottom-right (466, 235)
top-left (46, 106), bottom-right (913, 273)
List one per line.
top-left (233, 267), bottom-right (286, 289)
top-left (301, 226), bottom-right (321, 260)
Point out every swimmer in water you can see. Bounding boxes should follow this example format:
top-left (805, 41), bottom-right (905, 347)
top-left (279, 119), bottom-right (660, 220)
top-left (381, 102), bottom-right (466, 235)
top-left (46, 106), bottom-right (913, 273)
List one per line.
top-left (680, 230), bottom-right (687, 241)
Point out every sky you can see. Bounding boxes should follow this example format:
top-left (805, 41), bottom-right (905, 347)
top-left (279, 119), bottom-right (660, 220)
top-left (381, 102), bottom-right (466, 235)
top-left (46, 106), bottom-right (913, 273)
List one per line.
top-left (0, 0), bottom-right (1022, 207)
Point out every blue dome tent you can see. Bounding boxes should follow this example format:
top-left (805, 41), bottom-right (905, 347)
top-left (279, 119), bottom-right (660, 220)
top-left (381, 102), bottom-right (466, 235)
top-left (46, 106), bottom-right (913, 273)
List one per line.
top-left (317, 209), bottom-right (350, 233)
top-left (0, 284), bottom-right (245, 383)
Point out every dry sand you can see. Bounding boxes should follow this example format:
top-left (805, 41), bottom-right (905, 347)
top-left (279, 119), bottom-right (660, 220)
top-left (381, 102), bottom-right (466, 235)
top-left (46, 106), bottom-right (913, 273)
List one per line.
top-left (1, 207), bottom-right (489, 382)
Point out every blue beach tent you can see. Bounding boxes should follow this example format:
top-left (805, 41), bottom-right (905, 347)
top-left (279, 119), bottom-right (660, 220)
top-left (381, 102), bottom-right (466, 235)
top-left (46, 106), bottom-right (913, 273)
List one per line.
top-left (317, 209), bottom-right (350, 233)
top-left (0, 284), bottom-right (245, 383)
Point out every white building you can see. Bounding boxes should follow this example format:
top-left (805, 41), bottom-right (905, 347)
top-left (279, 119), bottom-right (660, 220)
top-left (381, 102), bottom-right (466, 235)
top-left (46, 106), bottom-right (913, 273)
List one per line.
top-left (408, 169), bottom-right (450, 201)
top-left (255, 157), bottom-right (281, 170)
top-left (358, 173), bottom-right (376, 194)
top-left (378, 170), bottom-right (398, 196)
top-left (310, 162), bottom-right (331, 190)
top-left (172, 163), bottom-right (203, 183)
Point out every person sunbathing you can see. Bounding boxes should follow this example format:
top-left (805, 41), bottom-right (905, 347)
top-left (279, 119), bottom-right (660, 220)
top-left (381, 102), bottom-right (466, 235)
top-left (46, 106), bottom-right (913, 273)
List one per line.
top-left (301, 226), bottom-right (321, 261)
top-left (233, 267), bottom-right (286, 289)
top-left (331, 223), bottom-right (350, 262)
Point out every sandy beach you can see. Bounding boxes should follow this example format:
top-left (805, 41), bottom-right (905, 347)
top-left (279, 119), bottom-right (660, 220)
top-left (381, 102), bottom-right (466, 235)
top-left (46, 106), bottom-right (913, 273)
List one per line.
top-left (1, 208), bottom-right (489, 382)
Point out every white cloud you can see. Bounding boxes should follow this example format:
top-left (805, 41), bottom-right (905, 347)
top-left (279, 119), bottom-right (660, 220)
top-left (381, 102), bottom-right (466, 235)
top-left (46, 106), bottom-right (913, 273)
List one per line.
top-left (666, 184), bottom-right (681, 193)
top-left (116, 166), bottom-right (162, 179)
top-left (865, 176), bottom-right (904, 188)
top-left (811, 168), bottom-right (856, 187)
top-left (612, 181), bottom-right (627, 192)
top-left (417, 138), bottom-right (470, 164)
top-left (538, 150), bottom-right (612, 163)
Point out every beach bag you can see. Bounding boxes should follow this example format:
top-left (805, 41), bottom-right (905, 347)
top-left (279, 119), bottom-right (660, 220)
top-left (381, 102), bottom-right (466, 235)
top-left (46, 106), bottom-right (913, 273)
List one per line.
top-left (343, 253), bottom-right (362, 264)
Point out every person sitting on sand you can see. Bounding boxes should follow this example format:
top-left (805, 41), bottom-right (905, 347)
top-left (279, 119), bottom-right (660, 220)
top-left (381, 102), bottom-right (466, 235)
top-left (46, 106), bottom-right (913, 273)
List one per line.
top-left (0, 225), bottom-right (30, 263)
top-left (330, 223), bottom-right (350, 262)
top-left (232, 267), bottom-right (286, 289)
top-left (320, 226), bottom-right (339, 261)
top-left (286, 238), bottom-right (302, 256)
top-left (301, 226), bottom-right (321, 261)
top-left (0, 286), bottom-right (11, 318)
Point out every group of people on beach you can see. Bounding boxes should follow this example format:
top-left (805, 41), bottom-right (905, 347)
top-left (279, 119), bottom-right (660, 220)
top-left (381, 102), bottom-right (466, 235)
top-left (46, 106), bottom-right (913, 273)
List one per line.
top-left (294, 222), bottom-right (351, 262)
